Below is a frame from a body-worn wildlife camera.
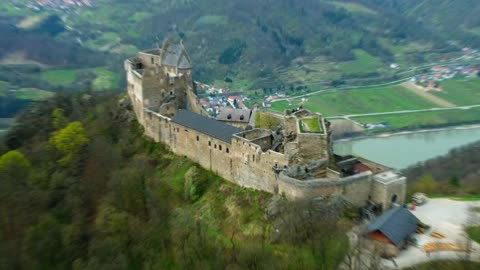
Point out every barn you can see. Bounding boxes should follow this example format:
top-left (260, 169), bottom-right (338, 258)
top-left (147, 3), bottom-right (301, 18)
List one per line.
top-left (367, 206), bottom-right (419, 249)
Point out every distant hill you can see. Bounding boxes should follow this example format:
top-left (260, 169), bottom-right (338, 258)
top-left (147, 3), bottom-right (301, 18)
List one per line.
top-left (2, 0), bottom-right (480, 87)
top-left (403, 140), bottom-right (480, 191)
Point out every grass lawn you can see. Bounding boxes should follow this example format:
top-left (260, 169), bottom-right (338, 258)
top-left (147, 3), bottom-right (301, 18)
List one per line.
top-left (466, 226), bottom-right (480, 243)
top-left (300, 118), bottom-right (323, 133)
top-left (255, 112), bottom-right (282, 129)
top-left (352, 107), bottom-right (480, 131)
top-left (337, 49), bottom-right (383, 76)
top-left (403, 261), bottom-right (480, 270)
top-left (40, 69), bottom-right (78, 86)
top-left (271, 84), bottom-right (437, 116)
top-left (434, 77), bottom-right (480, 106)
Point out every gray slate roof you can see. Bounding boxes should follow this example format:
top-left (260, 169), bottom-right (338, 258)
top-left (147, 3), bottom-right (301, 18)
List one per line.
top-left (171, 110), bottom-right (242, 143)
top-left (216, 108), bottom-right (252, 123)
top-left (162, 44), bottom-right (192, 69)
top-left (367, 206), bottom-right (419, 247)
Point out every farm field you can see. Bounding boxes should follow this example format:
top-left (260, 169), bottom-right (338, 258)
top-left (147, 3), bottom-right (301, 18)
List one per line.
top-left (39, 67), bottom-right (120, 91)
top-left (433, 77), bottom-right (480, 106)
top-left (13, 88), bottom-right (54, 100)
top-left (40, 69), bottom-right (78, 86)
top-left (351, 107), bottom-right (480, 132)
top-left (271, 84), bottom-right (437, 116)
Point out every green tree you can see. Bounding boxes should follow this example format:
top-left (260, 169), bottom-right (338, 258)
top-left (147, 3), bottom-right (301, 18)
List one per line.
top-left (0, 150), bottom-right (31, 176)
top-left (49, 121), bottom-right (90, 165)
top-left (24, 215), bottom-right (65, 269)
top-left (52, 108), bottom-right (68, 129)
top-left (449, 176), bottom-right (461, 188)
top-left (416, 175), bottom-right (438, 194)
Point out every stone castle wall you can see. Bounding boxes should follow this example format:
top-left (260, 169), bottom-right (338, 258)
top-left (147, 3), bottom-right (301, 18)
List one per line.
top-left (277, 171), bottom-right (373, 205)
top-left (125, 46), bottom-right (407, 208)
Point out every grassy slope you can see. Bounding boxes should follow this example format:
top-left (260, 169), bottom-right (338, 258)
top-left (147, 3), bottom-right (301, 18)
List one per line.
top-left (337, 49), bottom-right (383, 76)
top-left (0, 93), bottom-right (350, 269)
top-left (272, 85), bottom-right (437, 116)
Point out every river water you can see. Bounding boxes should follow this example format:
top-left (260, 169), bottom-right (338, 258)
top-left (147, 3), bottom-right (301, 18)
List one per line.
top-left (334, 126), bottom-right (480, 170)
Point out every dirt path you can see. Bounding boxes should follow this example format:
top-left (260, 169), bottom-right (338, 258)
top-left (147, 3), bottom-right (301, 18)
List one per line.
top-left (402, 82), bottom-right (456, 108)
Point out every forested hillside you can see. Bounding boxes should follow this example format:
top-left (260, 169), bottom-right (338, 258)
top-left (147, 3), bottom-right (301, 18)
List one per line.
top-left (0, 92), bottom-right (352, 269)
top-left (403, 140), bottom-right (480, 194)
top-left (5, 0), bottom-right (477, 90)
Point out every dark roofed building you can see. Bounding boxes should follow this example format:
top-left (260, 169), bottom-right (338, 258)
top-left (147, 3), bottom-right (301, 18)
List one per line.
top-left (367, 206), bottom-right (419, 247)
top-left (171, 110), bottom-right (242, 143)
top-left (216, 108), bottom-right (252, 128)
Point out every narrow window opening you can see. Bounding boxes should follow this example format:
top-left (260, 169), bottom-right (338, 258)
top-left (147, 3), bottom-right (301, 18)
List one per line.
top-left (196, 136), bottom-right (199, 141)
top-left (219, 145), bottom-right (222, 151)
top-left (226, 148), bottom-right (229, 153)
top-left (209, 141), bottom-right (211, 146)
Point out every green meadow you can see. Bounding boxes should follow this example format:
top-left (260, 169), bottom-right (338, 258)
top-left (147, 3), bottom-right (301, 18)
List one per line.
top-left (271, 85), bottom-right (436, 116)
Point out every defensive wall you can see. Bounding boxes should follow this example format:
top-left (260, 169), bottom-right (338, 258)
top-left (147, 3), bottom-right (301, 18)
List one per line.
top-left (125, 42), bottom-right (407, 209)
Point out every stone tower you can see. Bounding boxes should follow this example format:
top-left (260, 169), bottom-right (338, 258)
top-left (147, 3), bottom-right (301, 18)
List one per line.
top-left (124, 40), bottom-right (197, 124)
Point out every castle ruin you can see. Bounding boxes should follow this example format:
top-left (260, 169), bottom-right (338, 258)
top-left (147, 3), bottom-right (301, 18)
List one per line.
top-left (125, 41), bottom-right (406, 210)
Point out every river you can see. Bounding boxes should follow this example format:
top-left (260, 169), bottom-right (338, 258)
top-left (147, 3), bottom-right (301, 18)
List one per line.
top-left (334, 126), bottom-right (480, 170)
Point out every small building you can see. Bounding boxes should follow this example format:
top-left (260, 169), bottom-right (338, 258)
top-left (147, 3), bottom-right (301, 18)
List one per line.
top-left (367, 206), bottom-right (419, 253)
top-left (216, 107), bottom-right (252, 129)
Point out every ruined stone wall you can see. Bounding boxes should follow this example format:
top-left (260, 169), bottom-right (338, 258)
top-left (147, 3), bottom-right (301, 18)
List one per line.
top-left (186, 88), bottom-right (208, 116)
top-left (169, 122), bottom-right (234, 181)
top-left (277, 171), bottom-right (373, 205)
top-left (231, 136), bottom-right (288, 193)
top-left (138, 52), bottom-right (162, 67)
top-left (125, 62), bottom-right (145, 124)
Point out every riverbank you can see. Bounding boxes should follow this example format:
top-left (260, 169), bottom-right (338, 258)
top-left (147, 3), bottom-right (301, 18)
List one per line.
top-left (333, 125), bottom-right (480, 169)
top-left (334, 123), bottom-right (480, 143)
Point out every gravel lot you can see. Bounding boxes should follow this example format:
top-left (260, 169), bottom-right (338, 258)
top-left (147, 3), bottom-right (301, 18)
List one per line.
top-left (382, 198), bottom-right (480, 269)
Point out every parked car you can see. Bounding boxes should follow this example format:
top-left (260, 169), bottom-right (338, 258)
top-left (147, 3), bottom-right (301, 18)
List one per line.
top-left (412, 193), bottom-right (428, 205)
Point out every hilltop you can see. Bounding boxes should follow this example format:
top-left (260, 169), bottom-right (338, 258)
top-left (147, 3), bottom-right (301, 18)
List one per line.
top-left (0, 92), bottom-right (351, 269)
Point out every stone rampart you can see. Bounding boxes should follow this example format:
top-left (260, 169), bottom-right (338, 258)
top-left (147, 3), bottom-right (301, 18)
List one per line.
top-left (278, 171), bottom-right (373, 205)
